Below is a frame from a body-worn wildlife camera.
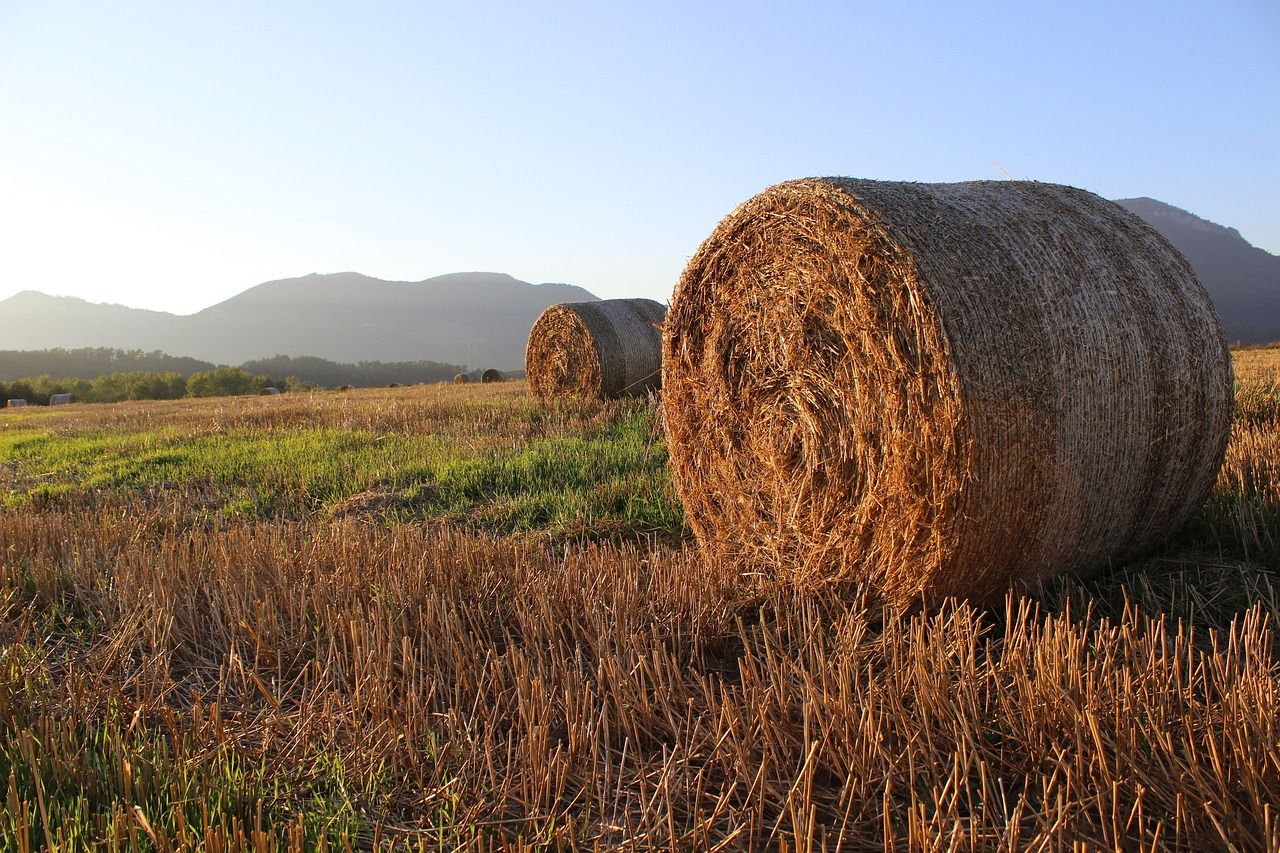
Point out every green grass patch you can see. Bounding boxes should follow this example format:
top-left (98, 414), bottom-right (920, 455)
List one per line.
top-left (0, 401), bottom-right (685, 541)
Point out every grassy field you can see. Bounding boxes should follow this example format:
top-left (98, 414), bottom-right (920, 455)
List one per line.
top-left (0, 354), bottom-right (1277, 850)
top-left (0, 385), bottom-right (681, 543)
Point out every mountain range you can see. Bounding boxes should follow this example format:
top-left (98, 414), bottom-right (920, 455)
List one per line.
top-left (0, 198), bottom-right (1275, 367)
top-left (0, 272), bottom-right (595, 370)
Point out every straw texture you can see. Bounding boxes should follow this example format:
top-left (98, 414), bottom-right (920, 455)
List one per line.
top-left (662, 178), bottom-right (1234, 607)
top-left (526, 299), bottom-right (667, 400)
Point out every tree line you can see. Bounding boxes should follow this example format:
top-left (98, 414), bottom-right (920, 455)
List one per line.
top-left (237, 355), bottom-right (465, 388)
top-left (1, 349), bottom-right (467, 405)
top-left (0, 348), bottom-right (214, 381)
top-left (2, 368), bottom-right (272, 405)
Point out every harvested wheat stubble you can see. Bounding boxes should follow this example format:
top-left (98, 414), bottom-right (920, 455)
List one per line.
top-left (663, 178), bottom-right (1234, 607)
top-left (526, 298), bottom-right (667, 400)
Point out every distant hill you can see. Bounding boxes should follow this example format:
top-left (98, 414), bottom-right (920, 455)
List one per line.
top-left (0, 347), bottom-right (216, 382)
top-left (1117, 198), bottom-right (1280, 344)
top-left (0, 272), bottom-right (597, 370)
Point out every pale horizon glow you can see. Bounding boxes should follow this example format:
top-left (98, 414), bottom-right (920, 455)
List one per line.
top-left (1, 1), bottom-right (1277, 315)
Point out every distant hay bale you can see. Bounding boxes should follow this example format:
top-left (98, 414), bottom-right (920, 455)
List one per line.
top-left (337, 384), bottom-right (352, 391)
top-left (453, 373), bottom-right (471, 385)
top-left (6, 399), bottom-right (28, 408)
top-left (662, 178), bottom-right (1234, 607)
top-left (261, 386), bottom-right (281, 396)
top-left (481, 368), bottom-right (504, 383)
top-left (48, 393), bottom-right (73, 405)
top-left (526, 299), bottom-right (667, 400)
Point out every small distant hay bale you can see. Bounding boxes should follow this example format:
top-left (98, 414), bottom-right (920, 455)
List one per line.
top-left (261, 386), bottom-right (281, 396)
top-left (526, 299), bottom-right (667, 400)
top-left (481, 368), bottom-right (504, 383)
top-left (6, 399), bottom-right (28, 408)
top-left (453, 373), bottom-right (471, 384)
top-left (48, 393), bottom-right (73, 405)
top-left (662, 178), bottom-right (1234, 607)
top-left (337, 384), bottom-right (352, 391)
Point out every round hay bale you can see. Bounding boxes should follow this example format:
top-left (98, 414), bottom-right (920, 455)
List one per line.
top-left (481, 368), bottom-right (504, 383)
top-left (453, 373), bottom-right (471, 385)
top-left (526, 299), bottom-right (667, 400)
top-left (662, 178), bottom-right (1233, 607)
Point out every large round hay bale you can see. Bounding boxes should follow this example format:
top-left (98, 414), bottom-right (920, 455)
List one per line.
top-left (662, 178), bottom-right (1233, 607)
top-left (481, 368), bottom-right (504, 383)
top-left (453, 373), bottom-right (471, 385)
top-left (526, 299), bottom-right (667, 400)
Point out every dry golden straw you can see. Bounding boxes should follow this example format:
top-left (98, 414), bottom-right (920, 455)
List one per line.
top-left (526, 298), bottom-right (667, 400)
top-left (663, 178), bottom-right (1234, 607)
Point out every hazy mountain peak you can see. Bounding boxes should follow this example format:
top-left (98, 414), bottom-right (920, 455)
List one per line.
top-left (3, 289), bottom-right (82, 305)
top-left (1, 289), bottom-right (178, 316)
top-left (1117, 197), bottom-right (1248, 245)
top-left (1116, 197), bottom-right (1279, 344)
top-left (428, 271), bottom-right (519, 283)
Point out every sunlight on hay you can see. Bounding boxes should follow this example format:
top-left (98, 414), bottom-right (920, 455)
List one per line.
top-left (663, 178), bottom-right (1234, 607)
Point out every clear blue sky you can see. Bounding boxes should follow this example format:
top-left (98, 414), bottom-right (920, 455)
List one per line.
top-left (1, 0), bottom-right (1276, 313)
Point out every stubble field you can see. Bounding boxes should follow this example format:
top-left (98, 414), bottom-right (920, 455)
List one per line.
top-left (0, 347), bottom-right (1278, 850)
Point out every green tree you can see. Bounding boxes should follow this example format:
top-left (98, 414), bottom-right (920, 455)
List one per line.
top-left (4, 380), bottom-right (35, 404)
top-left (88, 371), bottom-right (187, 403)
top-left (186, 367), bottom-right (272, 398)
